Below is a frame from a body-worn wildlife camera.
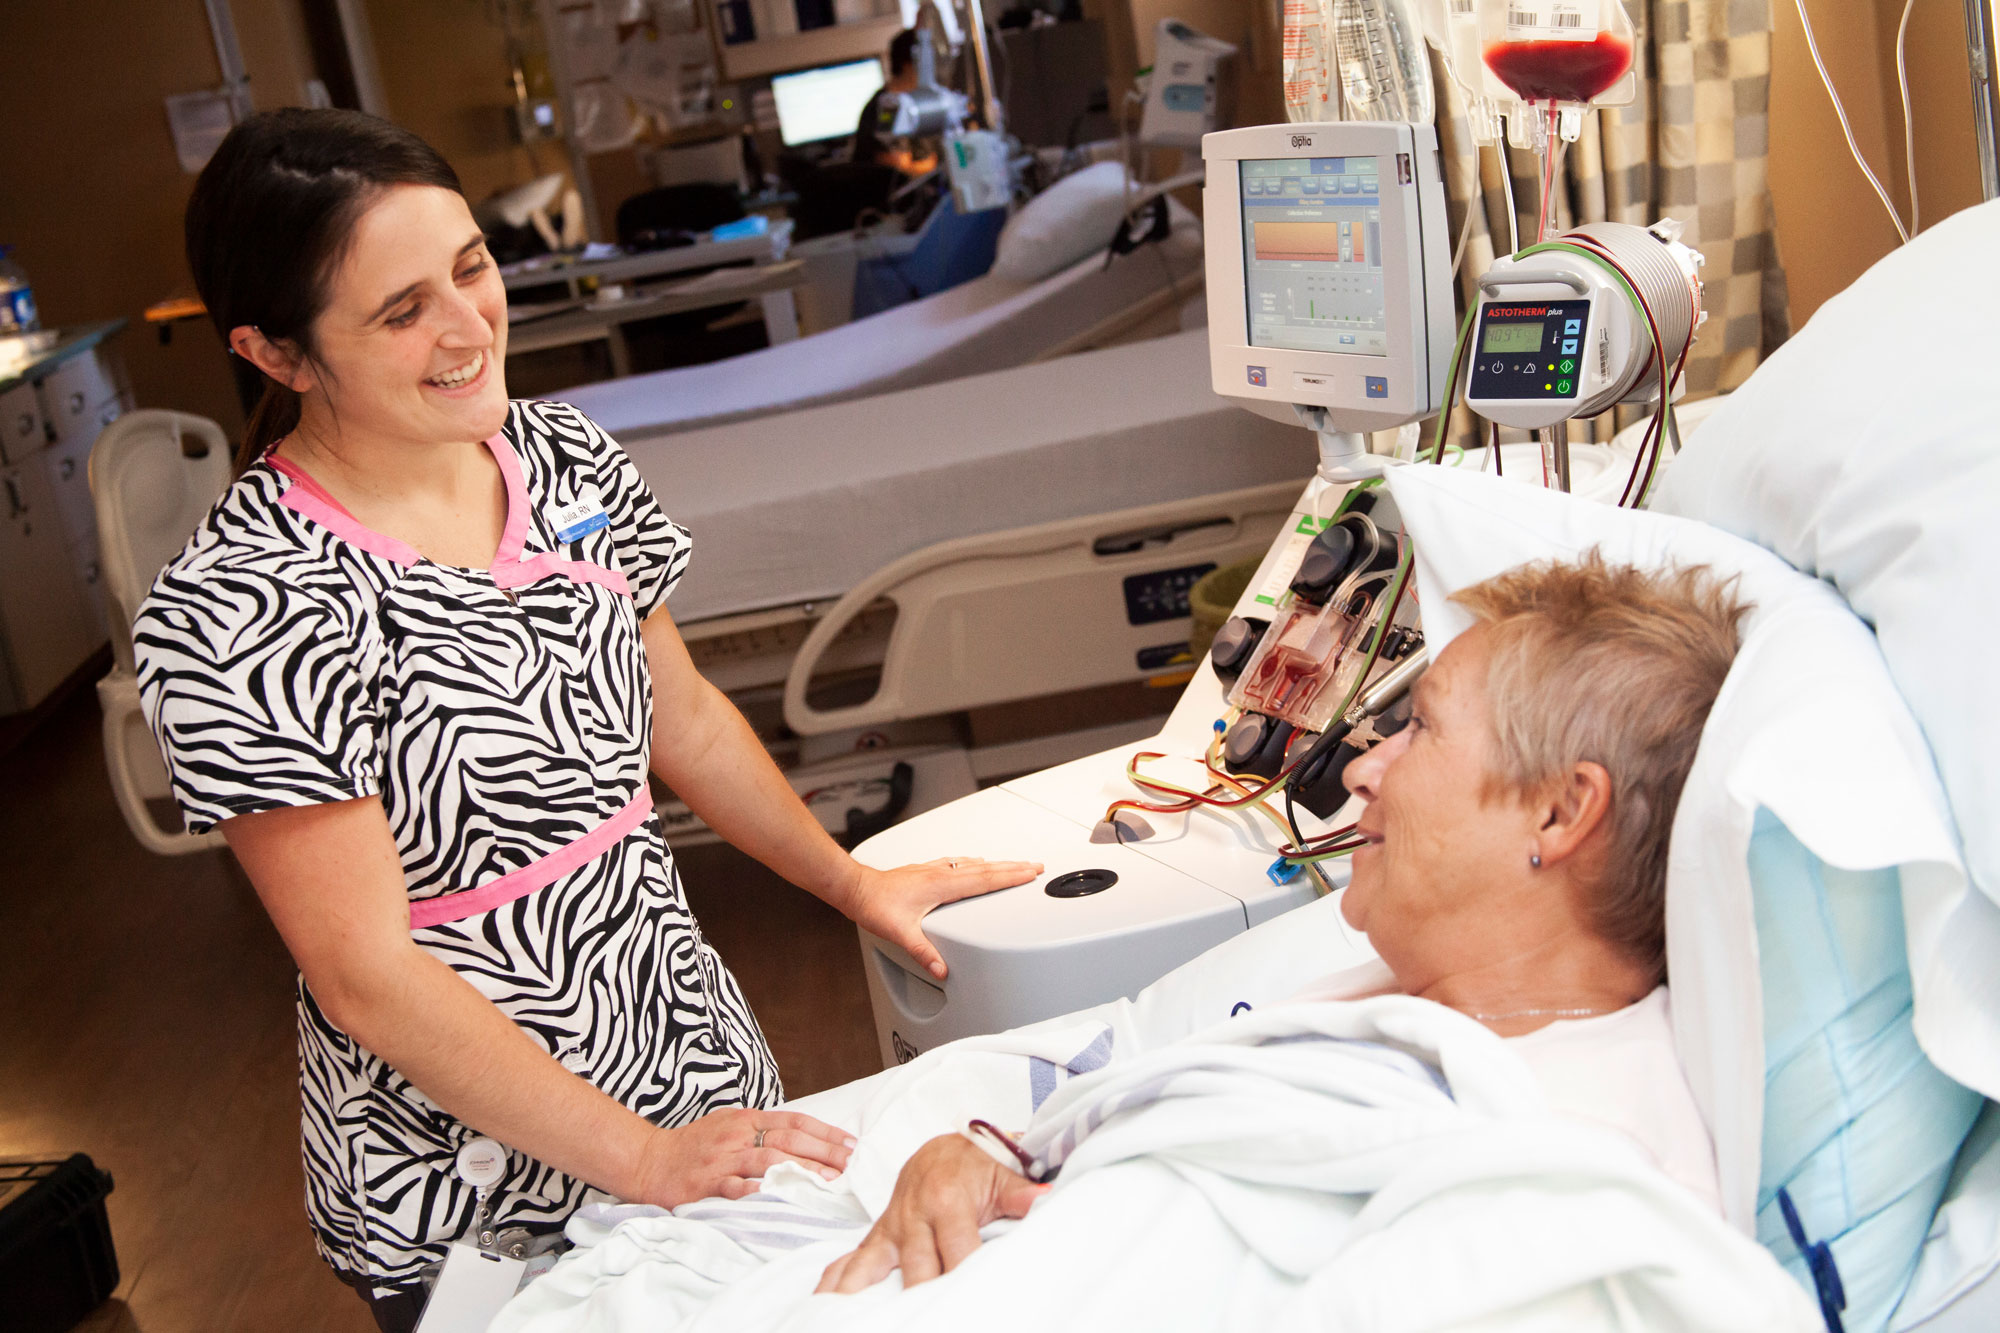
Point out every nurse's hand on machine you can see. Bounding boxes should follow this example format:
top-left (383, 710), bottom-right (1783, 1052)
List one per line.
top-left (842, 856), bottom-right (1044, 981)
top-left (635, 1105), bottom-right (859, 1205)
top-left (814, 1133), bottom-right (1045, 1293)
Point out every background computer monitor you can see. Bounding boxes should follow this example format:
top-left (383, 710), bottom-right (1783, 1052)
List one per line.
top-left (772, 58), bottom-right (886, 148)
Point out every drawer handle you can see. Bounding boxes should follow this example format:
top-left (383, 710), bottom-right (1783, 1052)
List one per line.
top-left (68, 391), bottom-right (85, 413)
top-left (15, 412), bottom-right (30, 436)
top-left (59, 457), bottom-right (75, 480)
top-left (85, 561), bottom-right (100, 584)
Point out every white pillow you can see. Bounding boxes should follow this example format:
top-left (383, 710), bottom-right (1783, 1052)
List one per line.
top-left (991, 161), bottom-right (1135, 285)
top-left (1651, 198), bottom-right (2000, 1092)
top-left (1381, 463), bottom-right (1981, 1218)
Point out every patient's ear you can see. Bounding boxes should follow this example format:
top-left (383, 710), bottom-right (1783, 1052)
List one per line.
top-left (1532, 760), bottom-right (1613, 870)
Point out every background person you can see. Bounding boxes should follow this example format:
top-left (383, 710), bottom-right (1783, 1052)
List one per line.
top-left (137, 108), bottom-right (1035, 1332)
top-left (852, 30), bottom-right (940, 176)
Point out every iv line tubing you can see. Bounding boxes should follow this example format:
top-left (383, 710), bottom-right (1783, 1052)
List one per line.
top-left (1898, 0), bottom-right (1922, 233)
top-left (1793, 0), bottom-right (1913, 243)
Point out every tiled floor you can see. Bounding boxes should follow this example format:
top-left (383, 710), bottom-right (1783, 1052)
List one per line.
top-left (1, 687), bottom-right (880, 1332)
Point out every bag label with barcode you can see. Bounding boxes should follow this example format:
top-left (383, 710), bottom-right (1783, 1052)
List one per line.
top-left (1503, 0), bottom-right (1600, 40)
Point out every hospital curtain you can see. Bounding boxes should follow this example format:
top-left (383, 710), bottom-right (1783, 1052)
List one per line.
top-left (1430, 0), bottom-right (1790, 446)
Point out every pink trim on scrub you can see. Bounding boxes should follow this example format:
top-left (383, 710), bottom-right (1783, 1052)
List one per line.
top-left (269, 435), bottom-right (631, 595)
top-left (271, 454), bottom-right (423, 568)
top-left (408, 788), bottom-right (654, 929)
top-left (493, 553), bottom-right (630, 596)
top-left (488, 433), bottom-right (534, 566)
top-left (486, 436), bottom-right (630, 594)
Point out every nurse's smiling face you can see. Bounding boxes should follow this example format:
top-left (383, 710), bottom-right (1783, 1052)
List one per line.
top-left (302, 184), bottom-right (511, 448)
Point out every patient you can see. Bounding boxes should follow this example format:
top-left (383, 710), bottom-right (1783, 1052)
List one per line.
top-left (819, 551), bottom-right (1748, 1294)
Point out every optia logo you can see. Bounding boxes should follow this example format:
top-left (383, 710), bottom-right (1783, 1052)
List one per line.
top-left (1290, 134), bottom-right (1313, 149)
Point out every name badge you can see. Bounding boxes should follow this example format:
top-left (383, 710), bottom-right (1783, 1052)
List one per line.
top-left (548, 488), bottom-right (609, 543)
top-left (415, 1243), bottom-right (527, 1332)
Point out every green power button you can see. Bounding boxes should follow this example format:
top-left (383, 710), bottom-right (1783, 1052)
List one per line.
top-left (1556, 379), bottom-right (1573, 394)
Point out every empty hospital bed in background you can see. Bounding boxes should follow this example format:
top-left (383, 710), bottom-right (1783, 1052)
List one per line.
top-left (632, 328), bottom-right (1314, 844)
top-left (554, 201), bottom-right (1203, 440)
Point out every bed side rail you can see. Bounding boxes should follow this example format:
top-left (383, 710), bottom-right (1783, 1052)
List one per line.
top-left (782, 479), bottom-right (1306, 737)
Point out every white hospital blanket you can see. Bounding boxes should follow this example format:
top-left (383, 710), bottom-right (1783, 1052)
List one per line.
top-left (493, 999), bottom-right (1815, 1333)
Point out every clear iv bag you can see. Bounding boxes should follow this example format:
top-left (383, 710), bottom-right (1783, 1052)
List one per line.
top-left (1285, 0), bottom-right (1434, 125)
top-left (1283, 0), bottom-right (1336, 122)
top-left (1334, 0), bottom-right (1434, 124)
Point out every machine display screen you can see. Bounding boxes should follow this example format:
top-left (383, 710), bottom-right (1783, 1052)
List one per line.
top-left (1239, 156), bottom-right (1388, 356)
top-left (1481, 321), bottom-right (1544, 354)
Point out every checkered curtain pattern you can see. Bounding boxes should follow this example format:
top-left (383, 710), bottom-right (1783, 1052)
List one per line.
top-left (1430, 0), bottom-right (1789, 445)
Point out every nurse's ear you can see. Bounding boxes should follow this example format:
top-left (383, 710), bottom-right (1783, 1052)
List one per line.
top-left (230, 325), bottom-right (319, 394)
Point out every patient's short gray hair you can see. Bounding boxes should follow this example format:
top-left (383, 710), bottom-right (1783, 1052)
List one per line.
top-left (1451, 550), bottom-right (1749, 982)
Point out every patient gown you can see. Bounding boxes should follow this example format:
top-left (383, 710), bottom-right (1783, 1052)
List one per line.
top-left (133, 399), bottom-right (782, 1296)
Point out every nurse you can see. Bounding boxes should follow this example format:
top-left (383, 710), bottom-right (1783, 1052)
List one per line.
top-left (135, 108), bottom-right (1036, 1330)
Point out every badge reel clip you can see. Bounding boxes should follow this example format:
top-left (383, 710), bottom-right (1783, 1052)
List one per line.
top-left (413, 1138), bottom-right (536, 1333)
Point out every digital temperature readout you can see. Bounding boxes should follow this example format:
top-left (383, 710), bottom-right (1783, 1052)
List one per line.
top-left (1481, 321), bottom-right (1545, 354)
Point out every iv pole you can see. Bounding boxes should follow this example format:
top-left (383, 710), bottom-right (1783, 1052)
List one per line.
top-left (1967, 0), bottom-right (2000, 199)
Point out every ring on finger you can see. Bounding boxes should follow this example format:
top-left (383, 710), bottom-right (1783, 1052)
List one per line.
top-left (754, 1128), bottom-right (766, 1149)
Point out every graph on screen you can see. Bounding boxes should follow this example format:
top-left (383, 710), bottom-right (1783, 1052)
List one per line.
top-left (1251, 220), bottom-right (1367, 264)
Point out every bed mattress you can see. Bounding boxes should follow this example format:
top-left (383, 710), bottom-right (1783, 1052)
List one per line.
top-left (555, 222), bottom-right (1203, 440)
top-left (618, 329), bottom-right (1316, 624)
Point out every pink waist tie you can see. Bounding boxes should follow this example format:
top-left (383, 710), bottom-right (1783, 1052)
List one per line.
top-left (408, 790), bottom-right (654, 930)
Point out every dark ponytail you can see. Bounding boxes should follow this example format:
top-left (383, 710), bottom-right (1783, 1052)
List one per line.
top-left (183, 108), bottom-right (464, 473)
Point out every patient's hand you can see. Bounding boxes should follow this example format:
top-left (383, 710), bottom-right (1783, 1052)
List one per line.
top-left (815, 1133), bottom-right (1047, 1293)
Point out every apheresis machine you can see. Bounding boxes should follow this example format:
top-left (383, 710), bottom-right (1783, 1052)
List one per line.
top-left (852, 96), bottom-right (1708, 1066)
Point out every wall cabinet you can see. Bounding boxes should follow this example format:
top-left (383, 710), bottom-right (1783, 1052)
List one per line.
top-left (0, 323), bottom-right (130, 715)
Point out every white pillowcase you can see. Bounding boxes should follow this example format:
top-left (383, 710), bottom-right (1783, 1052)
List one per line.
top-left (991, 161), bottom-right (1135, 285)
top-left (1651, 198), bottom-right (2000, 1084)
top-left (1380, 462), bottom-right (1984, 1229)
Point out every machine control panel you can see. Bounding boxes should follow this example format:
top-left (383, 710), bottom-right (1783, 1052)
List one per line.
top-left (1123, 562), bottom-right (1217, 626)
top-left (1468, 298), bottom-right (1592, 400)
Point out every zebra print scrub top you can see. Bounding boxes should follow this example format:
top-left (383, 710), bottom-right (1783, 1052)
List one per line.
top-left (134, 399), bottom-right (783, 1293)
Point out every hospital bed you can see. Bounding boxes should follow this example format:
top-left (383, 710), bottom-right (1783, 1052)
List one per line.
top-left (638, 328), bottom-right (1317, 842)
top-left (491, 446), bottom-right (2000, 1331)
top-left (551, 204), bottom-right (1203, 440)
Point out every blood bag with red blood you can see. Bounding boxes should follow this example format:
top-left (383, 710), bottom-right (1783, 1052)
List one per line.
top-left (1482, 32), bottom-right (1633, 104)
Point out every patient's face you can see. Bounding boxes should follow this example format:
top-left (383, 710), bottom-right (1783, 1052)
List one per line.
top-left (1338, 627), bottom-right (1539, 985)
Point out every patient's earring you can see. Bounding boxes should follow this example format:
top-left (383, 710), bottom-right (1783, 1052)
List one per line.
top-left (1529, 853), bottom-right (1542, 870)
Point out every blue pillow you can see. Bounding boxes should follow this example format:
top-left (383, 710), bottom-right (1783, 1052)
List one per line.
top-left (1752, 809), bottom-right (1983, 1332)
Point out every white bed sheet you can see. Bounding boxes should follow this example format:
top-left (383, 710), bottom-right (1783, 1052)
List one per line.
top-left (619, 329), bottom-right (1316, 625)
top-left (554, 220), bottom-right (1202, 440)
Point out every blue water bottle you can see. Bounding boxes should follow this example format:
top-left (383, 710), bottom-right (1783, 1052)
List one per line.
top-left (0, 246), bottom-right (41, 336)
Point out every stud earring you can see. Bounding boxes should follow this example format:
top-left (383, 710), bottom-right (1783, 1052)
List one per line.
top-left (1530, 853), bottom-right (1542, 870)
